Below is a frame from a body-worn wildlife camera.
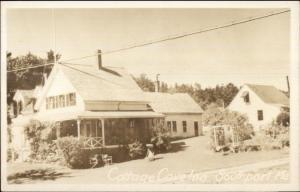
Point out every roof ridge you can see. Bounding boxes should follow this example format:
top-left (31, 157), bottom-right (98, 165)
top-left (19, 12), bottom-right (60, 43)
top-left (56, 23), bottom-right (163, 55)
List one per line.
top-left (245, 83), bottom-right (289, 106)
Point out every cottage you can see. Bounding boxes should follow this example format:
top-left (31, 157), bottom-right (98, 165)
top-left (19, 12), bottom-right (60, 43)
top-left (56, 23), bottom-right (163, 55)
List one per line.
top-left (144, 92), bottom-right (203, 138)
top-left (227, 84), bottom-right (289, 131)
top-left (10, 60), bottom-right (167, 160)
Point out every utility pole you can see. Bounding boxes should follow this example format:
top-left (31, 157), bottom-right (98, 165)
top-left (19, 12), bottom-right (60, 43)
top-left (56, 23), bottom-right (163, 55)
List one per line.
top-left (52, 9), bottom-right (57, 65)
top-left (155, 74), bottom-right (160, 92)
top-left (286, 76), bottom-right (290, 97)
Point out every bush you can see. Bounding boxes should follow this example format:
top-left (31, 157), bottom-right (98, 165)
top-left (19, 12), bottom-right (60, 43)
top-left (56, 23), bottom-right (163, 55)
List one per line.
top-left (276, 112), bottom-right (290, 127)
top-left (24, 119), bottom-right (58, 161)
top-left (57, 136), bottom-right (103, 169)
top-left (203, 106), bottom-right (254, 150)
top-left (103, 145), bottom-right (130, 163)
top-left (249, 131), bottom-right (289, 151)
top-left (264, 121), bottom-right (289, 139)
top-left (151, 135), bottom-right (171, 153)
top-left (128, 140), bottom-right (147, 159)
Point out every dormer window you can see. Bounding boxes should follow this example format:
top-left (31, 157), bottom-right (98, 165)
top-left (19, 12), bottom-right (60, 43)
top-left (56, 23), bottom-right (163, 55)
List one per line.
top-left (241, 91), bottom-right (250, 103)
top-left (46, 92), bottom-right (76, 110)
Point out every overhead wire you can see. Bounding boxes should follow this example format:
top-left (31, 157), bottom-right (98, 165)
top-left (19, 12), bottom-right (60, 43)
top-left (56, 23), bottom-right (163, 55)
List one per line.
top-left (62, 9), bottom-right (290, 62)
top-left (6, 9), bottom-right (290, 73)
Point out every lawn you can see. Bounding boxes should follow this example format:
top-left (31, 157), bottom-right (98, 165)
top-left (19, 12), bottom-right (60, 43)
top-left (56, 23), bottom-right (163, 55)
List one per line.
top-left (6, 135), bottom-right (289, 184)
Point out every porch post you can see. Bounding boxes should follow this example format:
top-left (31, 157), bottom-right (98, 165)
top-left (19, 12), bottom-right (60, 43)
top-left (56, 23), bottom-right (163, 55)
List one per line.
top-left (77, 119), bottom-right (81, 140)
top-left (213, 126), bottom-right (217, 147)
top-left (101, 119), bottom-right (105, 146)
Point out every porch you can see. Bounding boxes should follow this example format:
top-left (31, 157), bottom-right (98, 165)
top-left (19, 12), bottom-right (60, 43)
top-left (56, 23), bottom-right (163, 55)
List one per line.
top-left (53, 111), bottom-right (165, 149)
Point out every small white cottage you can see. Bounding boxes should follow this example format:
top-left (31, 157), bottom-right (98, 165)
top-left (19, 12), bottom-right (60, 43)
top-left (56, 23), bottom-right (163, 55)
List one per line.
top-left (227, 84), bottom-right (289, 131)
top-left (144, 92), bottom-right (203, 138)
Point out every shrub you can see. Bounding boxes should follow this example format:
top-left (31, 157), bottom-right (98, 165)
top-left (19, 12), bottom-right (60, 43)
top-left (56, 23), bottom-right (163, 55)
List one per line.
top-left (103, 145), bottom-right (130, 163)
top-left (277, 132), bottom-right (289, 147)
top-left (276, 112), bottom-right (290, 127)
top-left (264, 121), bottom-right (289, 139)
top-left (151, 135), bottom-right (171, 153)
top-left (249, 131), bottom-right (288, 151)
top-left (56, 136), bottom-right (102, 169)
top-left (128, 140), bottom-right (147, 159)
top-left (24, 119), bottom-right (58, 161)
top-left (203, 106), bottom-right (254, 150)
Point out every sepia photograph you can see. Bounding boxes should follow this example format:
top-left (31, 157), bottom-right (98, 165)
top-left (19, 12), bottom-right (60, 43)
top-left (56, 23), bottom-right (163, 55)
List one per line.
top-left (1, 1), bottom-right (299, 191)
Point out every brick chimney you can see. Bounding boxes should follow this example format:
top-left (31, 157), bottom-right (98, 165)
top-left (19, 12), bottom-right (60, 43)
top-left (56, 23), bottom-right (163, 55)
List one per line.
top-left (97, 49), bottom-right (102, 69)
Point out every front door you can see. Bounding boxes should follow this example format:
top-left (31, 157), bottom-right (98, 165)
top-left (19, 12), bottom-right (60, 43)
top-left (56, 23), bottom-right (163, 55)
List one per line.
top-left (194, 121), bottom-right (199, 136)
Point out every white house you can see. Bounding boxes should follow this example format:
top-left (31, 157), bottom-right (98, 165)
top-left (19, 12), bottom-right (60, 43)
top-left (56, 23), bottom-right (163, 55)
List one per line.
top-left (10, 60), bottom-right (166, 161)
top-left (227, 84), bottom-right (289, 131)
top-left (9, 54), bottom-right (203, 161)
top-left (144, 92), bottom-right (203, 138)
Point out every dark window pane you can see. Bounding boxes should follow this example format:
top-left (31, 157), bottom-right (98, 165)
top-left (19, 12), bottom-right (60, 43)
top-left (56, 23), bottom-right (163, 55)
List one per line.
top-left (182, 121), bottom-right (187, 132)
top-left (172, 121), bottom-right (177, 132)
top-left (257, 110), bottom-right (264, 121)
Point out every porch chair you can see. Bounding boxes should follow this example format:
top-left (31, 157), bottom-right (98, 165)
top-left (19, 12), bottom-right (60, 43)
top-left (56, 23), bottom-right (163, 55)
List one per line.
top-left (102, 154), bottom-right (113, 165)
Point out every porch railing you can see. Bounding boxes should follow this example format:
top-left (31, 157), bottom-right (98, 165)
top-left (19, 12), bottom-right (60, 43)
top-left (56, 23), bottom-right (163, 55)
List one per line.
top-left (81, 137), bottom-right (104, 149)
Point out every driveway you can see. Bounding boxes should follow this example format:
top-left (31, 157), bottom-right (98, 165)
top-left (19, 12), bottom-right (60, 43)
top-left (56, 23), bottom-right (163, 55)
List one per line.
top-left (7, 135), bottom-right (289, 184)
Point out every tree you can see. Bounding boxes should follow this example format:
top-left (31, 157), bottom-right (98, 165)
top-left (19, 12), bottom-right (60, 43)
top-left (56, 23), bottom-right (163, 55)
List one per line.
top-left (132, 74), bottom-right (239, 110)
top-left (7, 51), bottom-right (61, 105)
top-left (276, 112), bottom-right (290, 127)
top-left (202, 105), bottom-right (254, 141)
top-left (133, 74), bottom-right (155, 92)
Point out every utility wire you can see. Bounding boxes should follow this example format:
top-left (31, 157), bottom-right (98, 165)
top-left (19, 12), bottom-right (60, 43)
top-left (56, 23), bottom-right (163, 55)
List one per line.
top-left (7, 63), bottom-right (55, 73)
top-left (7, 9), bottom-right (290, 72)
top-left (62, 9), bottom-right (290, 62)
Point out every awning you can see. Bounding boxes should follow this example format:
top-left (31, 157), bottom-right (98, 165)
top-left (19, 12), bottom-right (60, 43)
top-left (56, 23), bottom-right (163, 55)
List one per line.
top-left (78, 111), bottom-right (165, 119)
top-left (12, 111), bottom-right (164, 126)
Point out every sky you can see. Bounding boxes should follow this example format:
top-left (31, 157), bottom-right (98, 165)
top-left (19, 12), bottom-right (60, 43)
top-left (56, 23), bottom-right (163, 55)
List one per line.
top-left (6, 8), bottom-right (290, 91)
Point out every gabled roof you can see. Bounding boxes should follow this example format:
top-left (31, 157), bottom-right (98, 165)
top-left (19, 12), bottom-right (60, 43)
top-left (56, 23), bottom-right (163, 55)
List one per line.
top-left (246, 84), bottom-right (289, 106)
top-left (57, 64), bottom-right (147, 102)
top-left (13, 89), bottom-right (35, 114)
top-left (144, 92), bottom-right (203, 114)
top-left (13, 89), bottom-right (34, 101)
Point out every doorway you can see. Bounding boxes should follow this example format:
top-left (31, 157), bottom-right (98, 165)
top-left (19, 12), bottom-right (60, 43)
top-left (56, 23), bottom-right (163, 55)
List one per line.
top-left (194, 121), bottom-right (199, 136)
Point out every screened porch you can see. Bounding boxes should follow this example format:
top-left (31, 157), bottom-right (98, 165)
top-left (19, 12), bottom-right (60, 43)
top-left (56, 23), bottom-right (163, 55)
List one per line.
top-left (52, 111), bottom-right (165, 149)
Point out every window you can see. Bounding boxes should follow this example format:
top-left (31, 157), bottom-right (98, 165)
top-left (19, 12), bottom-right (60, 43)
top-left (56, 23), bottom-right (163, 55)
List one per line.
top-left (241, 91), bottom-right (250, 103)
top-left (167, 121), bottom-right (171, 131)
top-left (172, 121), bottom-right (177, 132)
top-left (257, 110), bottom-right (264, 121)
top-left (50, 97), bottom-right (54, 109)
top-left (69, 93), bottom-right (76, 106)
top-left (66, 94), bottom-right (70, 106)
top-left (244, 94), bottom-right (250, 103)
top-left (182, 121), bottom-right (187, 132)
top-left (54, 96), bottom-right (59, 108)
top-left (59, 95), bottom-right (65, 107)
top-left (45, 92), bottom-right (76, 110)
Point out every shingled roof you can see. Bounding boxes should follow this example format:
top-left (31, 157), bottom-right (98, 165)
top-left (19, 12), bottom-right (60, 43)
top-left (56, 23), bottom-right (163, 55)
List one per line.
top-left (59, 64), bottom-right (146, 102)
top-left (246, 84), bottom-right (289, 106)
top-left (144, 92), bottom-right (203, 114)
